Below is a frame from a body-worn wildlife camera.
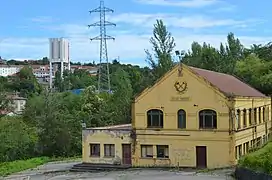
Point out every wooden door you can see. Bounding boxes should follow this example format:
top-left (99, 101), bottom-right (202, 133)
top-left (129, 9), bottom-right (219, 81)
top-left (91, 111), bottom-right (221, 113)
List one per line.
top-left (122, 144), bottom-right (132, 165)
top-left (196, 146), bottom-right (207, 168)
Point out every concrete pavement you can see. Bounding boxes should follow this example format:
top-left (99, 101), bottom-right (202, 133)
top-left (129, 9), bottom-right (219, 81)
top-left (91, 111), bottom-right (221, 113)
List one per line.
top-left (3, 161), bottom-right (235, 180)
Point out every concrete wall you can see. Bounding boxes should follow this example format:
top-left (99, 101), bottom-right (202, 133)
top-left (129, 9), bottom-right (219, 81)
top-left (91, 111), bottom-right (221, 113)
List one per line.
top-left (82, 128), bottom-right (131, 164)
top-left (132, 65), bottom-right (233, 169)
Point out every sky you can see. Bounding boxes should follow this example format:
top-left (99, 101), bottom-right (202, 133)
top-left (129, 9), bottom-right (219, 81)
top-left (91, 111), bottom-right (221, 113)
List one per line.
top-left (0, 0), bottom-right (271, 66)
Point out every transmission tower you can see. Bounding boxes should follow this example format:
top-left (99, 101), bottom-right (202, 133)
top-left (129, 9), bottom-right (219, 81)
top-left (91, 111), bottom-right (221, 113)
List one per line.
top-left (88, 0), bottom-right (116, 93)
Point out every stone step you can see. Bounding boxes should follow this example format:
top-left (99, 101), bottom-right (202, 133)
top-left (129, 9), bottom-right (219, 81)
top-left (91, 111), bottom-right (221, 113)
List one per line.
top-left (70, 163), bottom-right (131, 172)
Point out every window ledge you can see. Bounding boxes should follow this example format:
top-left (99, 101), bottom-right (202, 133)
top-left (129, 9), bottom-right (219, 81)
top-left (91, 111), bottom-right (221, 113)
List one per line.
top-left (147, 127), bottom-right (163, 129)
top-left (104, 156), bottom-right (115, 158)
top-left (199, 128), bottom-right (217, 131)
top-left (90, 155), bottom-right (100, 158)
top-left (140, 157), bottom-right (154, 159)
top-left (155, 158), bottom-right (170, 160)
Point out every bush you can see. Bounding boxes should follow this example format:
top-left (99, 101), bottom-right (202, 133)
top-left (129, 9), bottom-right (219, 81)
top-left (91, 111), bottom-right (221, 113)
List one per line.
top-left (239, 142), bottom-right (272, 175)
top-left (0, 157), bottom-right (50, 176)
top-left (0, 116), bottom-right (38, 162)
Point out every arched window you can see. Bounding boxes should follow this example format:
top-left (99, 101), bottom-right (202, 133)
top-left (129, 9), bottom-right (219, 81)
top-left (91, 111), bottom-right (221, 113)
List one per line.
top-left (199, 109), bottom-right (217, 129)
top-left (147, 109), bottom-right (163, 128)
top-left (177, 109), bottom-right (186, 129)
top-left (237, 109), bottom-right (241, 129)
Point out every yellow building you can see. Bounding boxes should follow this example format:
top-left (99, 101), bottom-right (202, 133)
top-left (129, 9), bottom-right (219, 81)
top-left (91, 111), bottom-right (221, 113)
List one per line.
top-left (82, 64), bottom-right (271, 169)
top-left (82, 124), bottom-right (132, 165)
top-left (131, 64), bottom-right (271, 169)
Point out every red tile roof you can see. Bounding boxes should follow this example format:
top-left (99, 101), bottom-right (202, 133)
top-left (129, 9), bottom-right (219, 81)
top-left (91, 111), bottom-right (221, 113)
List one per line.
top-left (190, 66), bottom-right (266, 97)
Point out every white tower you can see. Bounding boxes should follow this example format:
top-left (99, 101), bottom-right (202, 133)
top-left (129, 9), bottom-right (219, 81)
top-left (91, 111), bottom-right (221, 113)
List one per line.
top-left (49, 38), bottom-right (70, 89)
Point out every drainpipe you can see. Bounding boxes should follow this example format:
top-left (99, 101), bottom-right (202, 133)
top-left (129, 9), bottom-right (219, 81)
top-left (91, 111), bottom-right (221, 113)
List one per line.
top-left (81, 121), bottom-right (86, 162)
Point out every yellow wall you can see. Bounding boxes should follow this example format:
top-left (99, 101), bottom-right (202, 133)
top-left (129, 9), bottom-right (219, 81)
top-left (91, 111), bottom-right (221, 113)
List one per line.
top-left (132, 65), bottom-right (233, 169)
top-left (82, 129), bottom-right (131, 164)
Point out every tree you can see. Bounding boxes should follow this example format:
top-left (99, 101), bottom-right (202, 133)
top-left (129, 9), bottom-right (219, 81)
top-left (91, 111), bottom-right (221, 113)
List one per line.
top-left (81, 86), bottom-right (110, 127)
top-left (10, 66), bottom-right (42, 97)
top-left (0, 116), bottom-right (37, 162)
top-left (145, 19), bottom-right (176, 81)
top-left (110, 67), bottom-right (133, 124)
top-left (235, 54), bottom-right (272, 95)
top-left (23, 91), bottom-right (83, 157)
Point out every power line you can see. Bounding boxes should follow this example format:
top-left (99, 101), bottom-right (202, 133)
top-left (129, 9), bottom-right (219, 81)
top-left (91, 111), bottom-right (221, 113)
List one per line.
top-left (88, 0), bottom-right (116, 93)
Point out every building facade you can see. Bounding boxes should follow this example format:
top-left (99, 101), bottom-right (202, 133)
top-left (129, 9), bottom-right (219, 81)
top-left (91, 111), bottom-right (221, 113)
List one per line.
top-left (82, 124), bottom-right (132, 165)
top-left (0, 65), bottom-right (22, 76)
top-left (82, 64), bottom-right (271, 169)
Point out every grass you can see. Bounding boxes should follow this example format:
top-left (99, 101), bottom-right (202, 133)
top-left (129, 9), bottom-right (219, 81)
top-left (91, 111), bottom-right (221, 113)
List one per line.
top-left (0, 156), bottom-right (81, 177)
top-left (238, 142), bottom-right (272, 175)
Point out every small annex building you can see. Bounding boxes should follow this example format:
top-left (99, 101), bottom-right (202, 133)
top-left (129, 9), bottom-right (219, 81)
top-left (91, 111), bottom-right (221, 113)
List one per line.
top-left (82, 63), bottom-right (271, 169)
top-left (82, 124), bottom-right (132, 165)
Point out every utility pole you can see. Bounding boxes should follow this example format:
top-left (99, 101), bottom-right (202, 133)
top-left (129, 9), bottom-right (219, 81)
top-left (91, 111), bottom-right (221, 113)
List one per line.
top-left (88, 0), bottom-right (116, 93)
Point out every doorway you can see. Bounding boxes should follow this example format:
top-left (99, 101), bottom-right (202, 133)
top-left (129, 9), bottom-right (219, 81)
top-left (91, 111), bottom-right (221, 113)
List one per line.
top-left (122, 144), bottom-right (132, 165)
top-left (196, 146), bottom-right (207, 168)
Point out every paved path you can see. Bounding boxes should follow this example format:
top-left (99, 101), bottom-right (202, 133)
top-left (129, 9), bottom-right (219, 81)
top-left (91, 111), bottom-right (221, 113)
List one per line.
top-left (3, 162), bottom-right (235, 180)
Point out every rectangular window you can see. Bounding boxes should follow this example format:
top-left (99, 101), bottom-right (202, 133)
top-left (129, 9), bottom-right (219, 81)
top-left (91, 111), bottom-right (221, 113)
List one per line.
top-left (245, 142), bottom-right (249, 154)
top-left (266, 106), bottom-right (269, 122)
top-left (141, 145), bottom-right (153, 158)
top-left (104, 144), bottom-right (115, 157)
top-left (156, 145), bottom-right (169, 158)
top-left (238, 145), bottom-right (242, 158)
top-left (90, 144), bottom-right (100, 157)
top-left (243, 109), bottom-right (247, 127)
top-left (263, 106), bottom-right (266, 122)
top-left (258, 107), bottom-right (262, 123)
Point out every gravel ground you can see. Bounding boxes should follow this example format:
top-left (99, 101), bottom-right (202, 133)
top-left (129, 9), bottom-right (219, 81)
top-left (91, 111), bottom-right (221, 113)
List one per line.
top-left (3, 162), bottom-right (235, 180)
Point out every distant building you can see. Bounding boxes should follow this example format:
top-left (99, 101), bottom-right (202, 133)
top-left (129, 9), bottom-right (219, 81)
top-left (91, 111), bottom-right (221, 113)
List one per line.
top-left (0, 65), bottom-right (22, 77)
top-left (0, 94), bottom-right (27, 116)
top-left (49, 38), bottom-right (70, 88)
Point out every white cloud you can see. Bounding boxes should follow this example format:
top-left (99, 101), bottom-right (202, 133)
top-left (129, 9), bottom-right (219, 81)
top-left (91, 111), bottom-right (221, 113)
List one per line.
top-left (108, 13), bottom-right (253, 29)
top-left (30, 16), bottom-right (55, 23)
top-left (0, 13), bottom-right (268, 66)
top-left (135, 0), bottom-right (219, 7)
top-left (0, 32), bottom-right (270, 66)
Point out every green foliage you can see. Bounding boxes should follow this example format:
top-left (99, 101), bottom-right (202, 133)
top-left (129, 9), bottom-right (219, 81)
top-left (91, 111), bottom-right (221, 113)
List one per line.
top-left (145, 19), bottom-right (176, 82)
top-left (238, 142), bottom-right (272, 175)
top-left (23, 91), bottom-right (82, 157)
top-left (0, 117), bottom-right (38, 162)
top-left (1, 20), bottom-right (272, 175)
top-left (0, 157), bottom-right (50, 176)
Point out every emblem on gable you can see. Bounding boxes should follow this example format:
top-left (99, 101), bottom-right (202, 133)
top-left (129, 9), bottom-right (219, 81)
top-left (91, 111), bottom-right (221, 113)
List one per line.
top-left (174, 81), bottom-right (187, 94)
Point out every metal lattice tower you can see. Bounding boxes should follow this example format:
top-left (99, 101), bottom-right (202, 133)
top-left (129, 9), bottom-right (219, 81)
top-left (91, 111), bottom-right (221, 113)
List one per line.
top-left (88, 0), bottom-right (116, 93)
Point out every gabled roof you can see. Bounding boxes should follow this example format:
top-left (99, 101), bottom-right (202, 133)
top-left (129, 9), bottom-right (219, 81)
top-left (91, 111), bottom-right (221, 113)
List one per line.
top-left (189, 66), bottom-right (266, 97)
